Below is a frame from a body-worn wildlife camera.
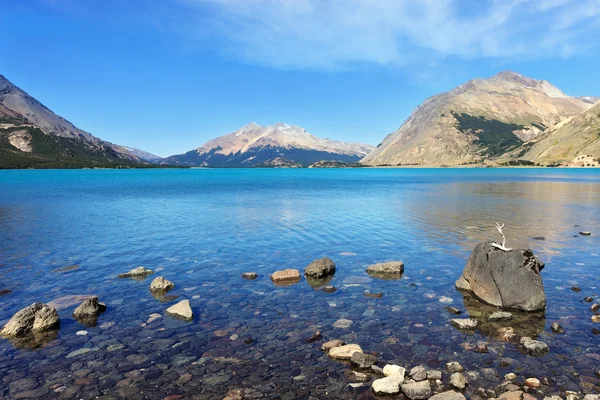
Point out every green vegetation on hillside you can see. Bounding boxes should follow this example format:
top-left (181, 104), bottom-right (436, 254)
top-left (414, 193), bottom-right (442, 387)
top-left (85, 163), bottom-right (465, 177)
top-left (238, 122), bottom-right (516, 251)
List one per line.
top-left (0, 126), bottom-right (165, 169)
top-left (452, 112), bottom-right (524, 157)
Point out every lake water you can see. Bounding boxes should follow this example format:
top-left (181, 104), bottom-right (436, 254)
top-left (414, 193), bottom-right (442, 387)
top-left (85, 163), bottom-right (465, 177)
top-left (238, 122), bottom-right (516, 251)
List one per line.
top-left (0, 169), bottom-right (599, 399)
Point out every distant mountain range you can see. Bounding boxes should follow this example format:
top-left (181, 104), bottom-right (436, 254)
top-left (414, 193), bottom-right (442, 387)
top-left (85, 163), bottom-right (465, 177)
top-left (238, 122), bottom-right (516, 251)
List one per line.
top-left (0, 74), bottom-right (161, 168)
top-left (1, 71), bottom-right (598, 169)
top-left (362, 71), bottom-right (600, 167)
top-left (161, 122), bottom-right (374, 167)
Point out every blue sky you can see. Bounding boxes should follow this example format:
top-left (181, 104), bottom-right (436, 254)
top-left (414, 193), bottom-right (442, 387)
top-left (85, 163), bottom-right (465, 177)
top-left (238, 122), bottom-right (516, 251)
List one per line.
top-left (1, 0), bottom-right (600, 157)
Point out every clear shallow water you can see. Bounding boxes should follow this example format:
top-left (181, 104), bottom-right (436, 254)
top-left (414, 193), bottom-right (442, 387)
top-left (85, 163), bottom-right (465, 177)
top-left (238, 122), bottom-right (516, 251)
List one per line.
top-left (0, 168), bottom-right (598, 399)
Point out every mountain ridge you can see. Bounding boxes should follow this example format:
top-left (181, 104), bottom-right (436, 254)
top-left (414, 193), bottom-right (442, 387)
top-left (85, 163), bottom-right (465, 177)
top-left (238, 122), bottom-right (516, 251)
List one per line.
top-left (162, 122), bottom-right (374, 167)
top-left (361, 71), bottom-right (597, 166)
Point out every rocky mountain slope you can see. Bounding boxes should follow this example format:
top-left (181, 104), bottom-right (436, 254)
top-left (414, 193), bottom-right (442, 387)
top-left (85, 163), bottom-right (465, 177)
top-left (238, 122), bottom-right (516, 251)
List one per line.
top-left (362, 71), bottom-right (595, 166)
top-left (518, 102), bottom-right (600, 164)
top-left (0, 74), bottom-right (160, 168)
top-left (162, 122), bottom-right (374, 167)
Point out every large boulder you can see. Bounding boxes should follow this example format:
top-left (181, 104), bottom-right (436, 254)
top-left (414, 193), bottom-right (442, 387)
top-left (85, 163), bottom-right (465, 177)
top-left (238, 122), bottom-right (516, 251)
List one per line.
top-left (1, 303), bottom-right (60, 337)
top-left (304, 257), bottom-right (336, 278)
top-left (456, 242), bottom-right (546, 311)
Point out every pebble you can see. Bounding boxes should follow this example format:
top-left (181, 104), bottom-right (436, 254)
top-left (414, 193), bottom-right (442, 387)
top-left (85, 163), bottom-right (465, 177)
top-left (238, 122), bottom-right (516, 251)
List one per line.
top-left (572, 286), bottom-right (582, 292)
top-left (446, 362), bottom-right (464, 373)
top-left (505, 373), bottom-right (517, 380)
top-left (75, 330), bottom-right (88, 336)
top-left (591, 303), bottom-right (600, 312)
top-left (449, 372), bottom-right (468, 390)
top-left (521, 337), bottom-right (549, 356)
top-left (439, 296), bottom-right (453, 303)
top-left (445, 306), bottom-right (461, 315)
top-left (525, 377), bottom-right (541, 388)
top-left (584, 296), bottom-right (594, 302)
top-left (328, 344), bottom-right (362, 360)
top-left (332, 318), bottom-right (353, 328)
top-left (551, 322), bottom-right (564, 333)
top-left (241, 272), bottom-right (258, 280)
top-left (488, 311), bottom-right (513, 322)
top-left (321, 339), bottom-right (344, 351)
top-left (451, 318), bottom-right (478, 330)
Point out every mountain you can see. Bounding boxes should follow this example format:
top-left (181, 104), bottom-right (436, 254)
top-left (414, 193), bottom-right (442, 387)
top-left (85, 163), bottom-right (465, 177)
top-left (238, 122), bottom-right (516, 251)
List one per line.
top-left (121, 147), bottom-right (163, 163)
top-left (162, 122), bottom-right (374, 167)
top-left (361, 71), bottom-right (594, 166)
top-left (518, 102), bottom-right (600, 164)
top-left (0, 74), bottom-right (157, 168)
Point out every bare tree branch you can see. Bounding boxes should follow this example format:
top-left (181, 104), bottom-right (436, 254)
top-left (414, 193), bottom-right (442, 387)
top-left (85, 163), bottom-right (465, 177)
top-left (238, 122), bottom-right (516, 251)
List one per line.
top-left (491, 222), bottom-right (512, 251)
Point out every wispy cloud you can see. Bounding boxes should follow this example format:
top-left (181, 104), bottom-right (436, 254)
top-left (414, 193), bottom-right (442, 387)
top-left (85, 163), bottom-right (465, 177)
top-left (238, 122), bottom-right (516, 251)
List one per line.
top-left (165, 0), bottom-right (600, 69)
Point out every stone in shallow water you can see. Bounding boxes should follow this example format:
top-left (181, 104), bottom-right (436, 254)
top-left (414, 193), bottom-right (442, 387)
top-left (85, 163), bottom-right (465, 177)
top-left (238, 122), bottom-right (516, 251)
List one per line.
top-left (579, 231), bottom-right (592, 236)
top-left (451, 318), bottom-right (478, 330)
top-left (449, 372), bottom-right (468, 390)
top-left (383, 365), bottom-right (406, 378)
top-left (351, 352), bottom-right (377, 369)
top-left (445, 306), bottom-right (461, 315)
top-left (524, 377), bottom-right (541, 388)
top-left (320, 339), bottom-right (344, 351)
top-left (165, 300), bottom-right (193, 320)
top-left (551, 322), bottom-right (564, 333)
top-left (333, 318), bottom-right (353, 329)
top-left (439, 296), bottom-right (453, 304)
top-left (117, 266), bottom-right (153, 278)
top-left (427, 370), bottom-right (442, 380)
top-left (520, 337), bottom-right (549, 356)
top-left (430, 391), bottom-right (466, 400)
top-left (328, 344), bottom-right (362, 360)
top-left (401, 380), bottom-right (431, 399)
top-left (366, 261), bottom-right (404, 276)
top-left (445, 362), bottom-right (463, 373)
top-left (488, 311), bottom-right (513, 322)
top-left (73, 297), bottom-right (106, 323)
top-left (66, 347), bottom-right (99, 358)
top-left (372, 375), bottom-right (404, 395)
top-left (75, 330), bottom-right (88, 336)
top-left (1, 302), bottom-right (60, 337)
top-left (409, 365), bottom-right (427, 381)
top-left (150, 276), bottom-right (175, 293)
top-left (270, 269), bottom-right (301, 285)
top-left (456, 243), bottom-right (546, 311)
top-left (241, 272), bottom-right (258, 280)
top-left (304, 257), bottom-right (336, 278)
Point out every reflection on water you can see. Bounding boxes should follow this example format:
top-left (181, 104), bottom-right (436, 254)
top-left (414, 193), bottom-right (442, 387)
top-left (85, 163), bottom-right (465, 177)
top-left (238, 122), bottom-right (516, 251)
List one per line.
top-left (0, 169), bottom-right (598, 398)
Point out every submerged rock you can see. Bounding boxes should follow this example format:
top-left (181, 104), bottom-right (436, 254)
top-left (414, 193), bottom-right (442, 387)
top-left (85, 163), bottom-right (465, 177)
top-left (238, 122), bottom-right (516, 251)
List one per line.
top-left (450, 373), bottom-right (468, 390)
top-left (520, 336), bottom-right (549, 356)
top-left (72, 297), bottom-right (106, 326)
top-left (551, 322), bottom-right (564, 333)
top-left (165, 300), bottom-right (193, 320)
top-left (451, 318), bottom-right (478, 330)
top-left (366, 261), bottom-right (404, 276)
top-left (118, 266), bottom-right (153, 278)
top-left (321, 339), bottom-right (344, 351)
top-left (333, 318), bottom-right (353, 329)
top-left (1, 303), bottom-right (60, 337)
top-left (456, 242), bottom-right (546, 311)
top-left (270, 269), bottom-right (301, 285)
top-left (409, 365), bottom-right (427, 381)
top-left (149, 277), bottom-right (175, 293)
top-left (306, 331), bottom-right (322, 343)
top-left (373, 375), bottom-right (404, 395)
top-left (445, 306), bottom-right (461, 315)
top-left (488, 311), bottom-right (513, 322)
top-left (328, 344), bottom-right (362, 360)
top-left (241, 272), bottom-right (258, 280)
top-left (430, 391), bottom-right (467, 400)
top-left (351, 352), bottom-right (377, 369)
top-left (401, 380), bottom-right (431, 399)
top-left (445, 362), bottom-right (464, 373)
top-left (304, 257), bottom-right (336, 278)
top-left (579, 231), bottom-right (592, 236)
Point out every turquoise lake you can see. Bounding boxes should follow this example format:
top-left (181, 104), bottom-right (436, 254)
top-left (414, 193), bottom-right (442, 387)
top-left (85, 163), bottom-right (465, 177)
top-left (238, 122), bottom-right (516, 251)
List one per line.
top-left (0, 168), bottom-right (599, 399)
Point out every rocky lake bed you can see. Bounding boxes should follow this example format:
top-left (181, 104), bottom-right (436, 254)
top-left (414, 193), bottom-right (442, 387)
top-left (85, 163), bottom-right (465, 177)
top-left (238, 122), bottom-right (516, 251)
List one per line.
top-left (0, 169), bottom-right (599, 399)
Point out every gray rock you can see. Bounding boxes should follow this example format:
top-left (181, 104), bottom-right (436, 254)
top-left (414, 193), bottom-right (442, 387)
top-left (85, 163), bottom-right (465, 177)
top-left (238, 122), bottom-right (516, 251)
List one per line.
top-left (165, 300), bottom-right (193, 320)
top-left (430, 391), bottom-right (467, 400)
top-left (72, 297), bottom-right (106, 320)
top-left (66, 347), bottom-right (99, 358)
top-left (401, 380), bottom-right (431, 399)
top-left (351, 352), bottom-right (377, 369)
top-left (449, 373), bottom-right (468, 390)
top-left (488, 311), bottom-right (513, 322)
top-left (366, 261), bottom-right (404, 275)
top-left (426, 370), bottom-right (442, 380)
top-left (551, 322), bottom-right (564, 333)
top-left (445, 306), bottom-right (461, 315)
top-left (241, 272), bottom-right (258, 280)
top-left (371, 365), bottom-right (384, 375)
top-left (320, 339), bottom-right (344, 351)
top-left (1, 303), bottom-right (60, 337)
top-left (333, 318), bottom-right (353, 329)
top-left (304, 257), bottom-right (336, 278)
top-left (456, 242), bottom-right (546, 311)
top-left (579, 231), bottom-right (592, 236)
top-left (445, 362), bottom-right (463, 373)
top-left (372, 375), bottom-right (404, 395)
top-left (150, 277), bottom-right (175, 292)
top-left (409, 365), bottom-right (427, 381)
top-left (583, 396), bottom-right (600, 400)
top-left (520, 336), bottom-right (549, 356)
top-left (451, 318), bottom-right (478, 330)
top-left (117, 266), bottom-right (153, 278)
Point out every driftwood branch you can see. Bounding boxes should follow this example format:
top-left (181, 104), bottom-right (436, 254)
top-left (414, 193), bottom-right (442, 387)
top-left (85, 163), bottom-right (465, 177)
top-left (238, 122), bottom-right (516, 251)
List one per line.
top-left (491, 222), bottom-right (512, 251)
